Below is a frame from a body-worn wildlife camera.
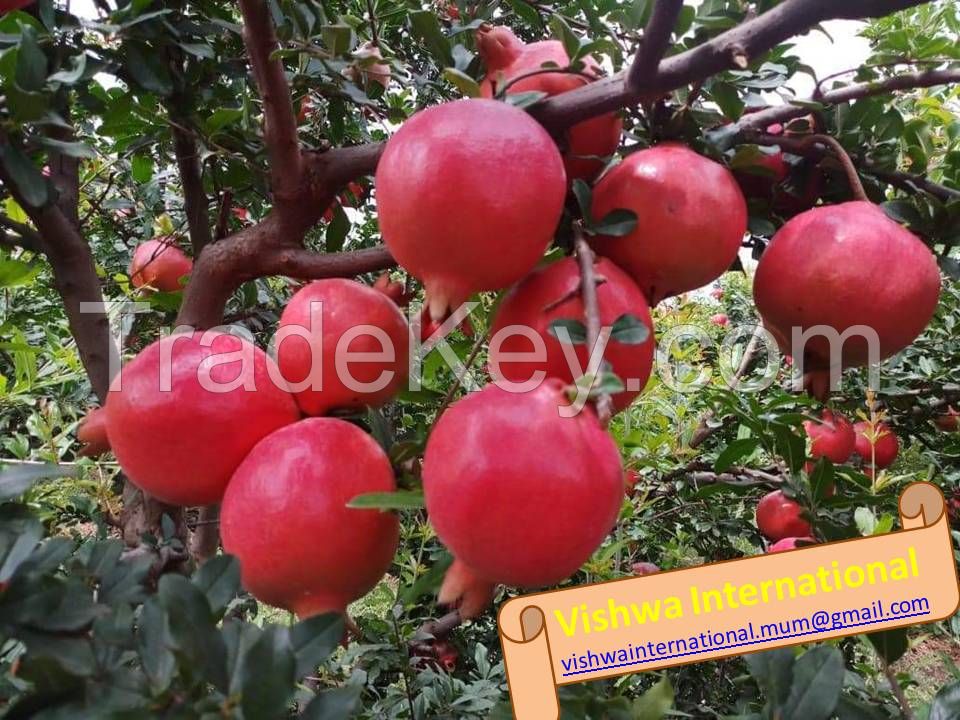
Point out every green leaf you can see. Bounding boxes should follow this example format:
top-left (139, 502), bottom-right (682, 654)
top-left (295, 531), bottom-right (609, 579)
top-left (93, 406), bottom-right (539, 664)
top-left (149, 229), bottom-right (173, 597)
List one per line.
top-left (0, 462), bottom-right (77, 501)
top-left (321, 24), bottom-right (355, 56)
top-left (591, 208), bottom-right (637, 237)
top-left (0, 258), bottom-right (40, 287)
top-left (347, 490), bottom-right (424, 510)
top-left (290, 613), bottom-right (344, 677)
top-left (48, 53), bottom-right (87, 84)
top-left (409, 11), bottom-right (453, 66)
top-left (0, 145), bottom-right (48, 208)
top-left (930, 680), bottom-right (960, 720)
top-left (867, 628), bottom-right (908, 664)
top-left (325, 204), bottom-right (350, 253)
top-left (772, 426), bottom-right (806, 473)
top-left (442, 67), bottom-right (480, 97)
top-left (0, 515), bottom-right (43, 583)
top-left (157, 574), bottom-right (228, 691)
top-left (571, 179), bottom-right (592, 222)
top-left (240, 625), bottom-right (296, 720)
top-left (714, 437), bottom-right (760, 473)
top-left (124, 42), bottom-right (173, 95)
top-left (782, 646), bottom-right (843, 720)
top-left (503, 90), bottom-right (548, 109)
top-left (193, 554), bottom-right (241, 616)
top-left (36, 137), bottom-right (96, 159)
top-left (131, 154), bottom-right (154, 183)
top-left (610, 313), bottom-right (650, 345)
top-left (15, 25), bottom-right (47, 91)
top-left (548, 318), bottom-right (588, 345)
top-left (138, 598), bottom-right (176, 695)
top-left (746, 648), bottom-right (795, 707)
top-left (631, 676), bottom-right (674, 718)
top-left (548, 15), bottom-right (580, 60)
top-left (301, 685), bottom-right (362, 719)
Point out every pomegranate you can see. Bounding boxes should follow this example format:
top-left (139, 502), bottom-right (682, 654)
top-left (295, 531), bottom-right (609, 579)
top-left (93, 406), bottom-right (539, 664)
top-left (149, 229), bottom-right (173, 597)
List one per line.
top-left (488, 257), bottom-right (654, 412)
top-left (767, 537), bottom-right (815, 553)
top-left (276, 279), bottom-right (412, 416)
top-left (631, 561), bottom-right (660, 576)
top-left (417, 305), bottom-right (475, 343)
top-left (853, 421), bottom-right (899, 469)
top-left (77, 407), bottom-right (110, 458)
top-left (756, 490), bottom-right (811, 541)
top-left (589, 144), bottom-right (747, 305)
top-left (710, 313), bottom-right (729, 327)
top-left (344, 42), bottom-right (391, 90)
top-left (376, 99), bottom-right (566, 320)
top-left (476, 25), bottom-right (622, 183)
top-left (623, 468), bottom-right (639, 497)
top-left (105, 331), bottom-right (299, 506)
top-left (424, 380), bottom-right (623, 616)
top-left (129, 237), bottom-right (193, 292)
top-left (803, 409), bottom-right (855, 464)
top-left (372, 273), bottom-right (413, 308)
top-left (221, 418), bottom-right (399, 617)
top-left (934, 406), bottom-right (959, 432)
top-left (734, 149), bottom-right (789, 200)
top-left (754, 202), bottom-right (940, 396)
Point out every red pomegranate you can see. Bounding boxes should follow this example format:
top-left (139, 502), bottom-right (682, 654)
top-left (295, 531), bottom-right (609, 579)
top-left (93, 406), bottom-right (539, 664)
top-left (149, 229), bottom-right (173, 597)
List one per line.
top-left (129, 237), bottom-right (193, 292)
top-left (344, 42), bottom-right (391, 90)
top-left (767, 536), bottom-right (815, 553)
top-left (710, 313), bottom-right (729, 327)
top-left (424, 380), bottom-right (623, 616)
top-left (734, 149), bottom-right (789, 200)
top-left (376, 99), bottom-right (566, 320)
top-left (934, 407), bottom-right (959, 432)
top-left (77, 406), bottom-right (110, 458)
top-left (416, 305), bottom-right (475, 343)
top-left (476, 25), bottom-right (622, 183)
top-left (105, 331), bottom-right (299, 506)
top-left (853, 421), bottom-right (899, 469)
top-left (631, 561), bottom-right (660, 576)
top-left (276, 279), bottom-right (411, 416)
top-left (754, 202), bottom-right (940, 395)
top-left (623, 468), bottom-right (639, 497)
top-left (803, 409), bottom-right (855, 464)
top-left (221, 418), bottom-right (399, 617)
top-left (756, 490), bottom-right (811, 541)
top-left (589, 144), bottom-right (747, 305)
top-left (488, 257), bottom-right (654, 412)
top-left (372, 273), bottom-right (413, 308)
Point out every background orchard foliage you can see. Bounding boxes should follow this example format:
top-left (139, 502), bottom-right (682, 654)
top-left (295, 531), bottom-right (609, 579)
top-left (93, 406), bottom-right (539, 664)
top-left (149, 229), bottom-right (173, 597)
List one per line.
top-left (1, 0), bottom-right (960, 718)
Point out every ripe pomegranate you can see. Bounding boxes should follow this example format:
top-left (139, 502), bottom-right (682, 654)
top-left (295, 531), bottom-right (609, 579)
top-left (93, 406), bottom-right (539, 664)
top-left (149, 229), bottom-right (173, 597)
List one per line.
top-left (344, 42), bottom-right (391, 90)
top-left (710, 313), bottom-right (729, 327)
top-left (767, 536), bottom-right (815, 553)
top-left (105, 331), bottom-right (299, 506)
top-left (376, 99), bottom-right (565, 320)
top-left (372, 273), bottom-right (413, 308)
top-left (488, 257), bottom-right (654, 412)
top-left (276, 279), bottom-right (412, 416)
top-left (589, 144), bottom-right (747, 305)
top-left (221, 418), bottom-right (399, 617)
top-left (803, 409), bottom-right (855, 464)
top-left (476, 25), bottom-right (622, 183)
top-left (756, 490), bottom-right (811, 541)
top-left (129, 237), bottom-right (193, 292)
top-left (424, 380), bottom-right (623, 617)
top-left (754, 202), bottom-right (940, 397)
top-left (632, 561), bottom-right (660, 576)
top-left (77, 407), bottom-right (110, 458)
top-left (853, 421), bottom-right (899, 469)
top-left (934, 406), bottom-right (959, 432)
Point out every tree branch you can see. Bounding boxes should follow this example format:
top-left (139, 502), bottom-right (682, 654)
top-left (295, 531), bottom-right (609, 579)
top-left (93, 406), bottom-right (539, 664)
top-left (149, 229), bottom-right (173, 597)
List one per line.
top-left (626, 0), bottom-right (684, 94)
top-left (170, 120), bottom-right (213, 254)
top-left (575, 231), bottom-right (612, 427)
top-left (238, 0), bottom-right (303, 210)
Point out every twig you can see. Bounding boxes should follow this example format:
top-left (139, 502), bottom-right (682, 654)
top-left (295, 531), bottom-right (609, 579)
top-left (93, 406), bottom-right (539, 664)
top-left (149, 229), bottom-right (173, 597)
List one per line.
top-left (813, 58), bottom-right (954, 99)
top-left (574, 228), bottom-right (613, 427)
top-left (626, 0), bottom-right (684, 94)
top-left (797, 134), bottom-right (867, 201)
top-left (880, 656), bottom-right (916, 720)
top-left (170, 120), bottom-right (213, 255)
top-left (365, 0), bottom-right (379, 46)
top-left (436, 329), bottom-right (487, 417)
top-left (215, 190), bottom-right (234, 241)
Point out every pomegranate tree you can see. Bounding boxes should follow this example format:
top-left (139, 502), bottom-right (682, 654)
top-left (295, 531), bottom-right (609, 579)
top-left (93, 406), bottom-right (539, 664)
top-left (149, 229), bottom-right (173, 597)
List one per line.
top-left (476, 24), bottom-right (622, 182)
top-left (221, 418), bottom-right (399, 617)
top-left (423, 380), bottom-right (623, 616)
top-left (756, 489), bottom-right (811, 541)
top-left (853, 421), bottom-right (899, 469)
top-left (803, 409), bottom-right (855, 464)
top-left (375, 98), bottom-right (566, 320)
top-left (488, 257), bottom-right (654, 412)
top-left (589, 143), bottom-right (748, 305)
top-left (275, 279), bottom-right (412, 416)
top-left (754, 202), bottom-right (940, 396)
top-left (129, 237), bottom-right (193, 292)
top-left (105, 331), bottom-right (300, 506)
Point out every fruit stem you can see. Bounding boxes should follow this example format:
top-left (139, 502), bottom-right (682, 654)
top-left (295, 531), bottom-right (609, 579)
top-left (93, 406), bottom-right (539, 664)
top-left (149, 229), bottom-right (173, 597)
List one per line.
top-left (494, 67), bottom-right (595, 99)
top-left (574, 226), bottom-right (613, 427)
top-left (799, 134), bottom-right (868, 202)
top-left (435, 328), bottom-right (488, 418)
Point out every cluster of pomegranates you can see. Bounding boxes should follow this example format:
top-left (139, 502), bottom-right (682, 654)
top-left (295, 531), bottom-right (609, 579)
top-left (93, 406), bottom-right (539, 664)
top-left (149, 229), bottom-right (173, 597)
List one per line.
top-left (85, 21), bottom-right (946, 626)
